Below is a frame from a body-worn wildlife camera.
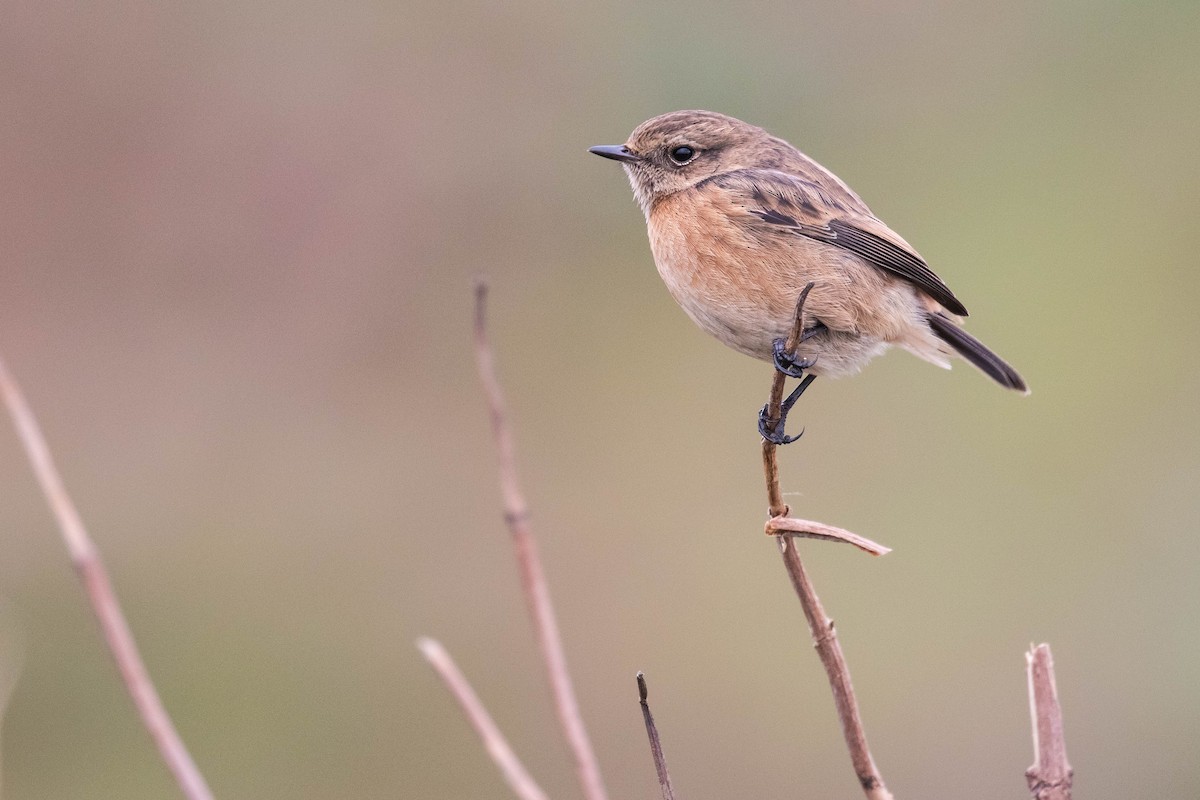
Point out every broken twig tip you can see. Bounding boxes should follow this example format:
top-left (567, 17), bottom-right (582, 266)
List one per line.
top-left (1025, 643), bottom-right (1072, 800)
top-left (637, 672), bottom-right (648, 703)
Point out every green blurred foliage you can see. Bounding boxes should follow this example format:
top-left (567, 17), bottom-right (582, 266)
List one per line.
top-left (1, 0), bottom-right (1198, 797)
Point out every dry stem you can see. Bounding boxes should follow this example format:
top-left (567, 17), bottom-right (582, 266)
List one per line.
top-left (761, 288), bottom-right (893, 800)
top-left (0, 355), bottom-right (214, 800)
top-left (778, 537), bottom-right (891, 799)
top-left (418, 638), bottom-right (551, 800)
top-left (1026, 644), bottom-right (1072, 800)
top-left (637, 673), bottom-right (678, 800)
top-left (473, 281), bottom-right (608, 800)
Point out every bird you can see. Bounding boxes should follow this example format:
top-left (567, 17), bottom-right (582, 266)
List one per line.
top-left (589, 110), bottom-right (1028, 443)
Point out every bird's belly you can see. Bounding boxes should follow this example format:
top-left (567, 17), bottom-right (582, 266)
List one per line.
top-left (647, 214), bottom-right (899, 378)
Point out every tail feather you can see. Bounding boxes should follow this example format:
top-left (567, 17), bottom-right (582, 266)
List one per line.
top-left (926, 313), bottom-right (1029, 394)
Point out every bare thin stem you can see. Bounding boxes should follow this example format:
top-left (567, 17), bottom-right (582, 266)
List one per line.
top-left (760, 287), bottom-right (892, 800)
top-left (0, 355), bottom-right (214, 800)
top-left (636, 673), bottom-right (678, 800)
top-left (1025, 644), bottom-right (1072, 800)
top-left (417, 638), bottom-right (551, 800)
top-left (473, 281), bottom-right (609, 800)
top-left (778, 537), bottom-right (892, 800)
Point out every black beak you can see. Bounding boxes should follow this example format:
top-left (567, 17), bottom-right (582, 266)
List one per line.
top-left (588, 144), bottom-right (640, 164)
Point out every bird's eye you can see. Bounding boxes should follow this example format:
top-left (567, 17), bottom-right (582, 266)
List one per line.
top-left (668, 145), bottom-right (696, 165)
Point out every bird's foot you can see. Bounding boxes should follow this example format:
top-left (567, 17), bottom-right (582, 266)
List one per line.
top-left (771, 328), bottom-right (824, 378)
top-left (758, 404), bottom-right (803, 445)
top-left (758, 374), bottom-right (816, 446)
top-left (772, 338), bottom-right (812, 378)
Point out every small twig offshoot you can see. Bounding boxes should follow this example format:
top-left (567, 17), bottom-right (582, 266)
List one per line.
top-left (417, 638), bottom-right (551, 800)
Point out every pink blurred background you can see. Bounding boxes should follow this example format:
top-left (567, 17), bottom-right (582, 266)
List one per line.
top-left (2, 1), bottom-right (1199, 797)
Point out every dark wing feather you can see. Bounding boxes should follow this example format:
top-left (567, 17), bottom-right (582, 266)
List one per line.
top-left (824, 220), bottom-right (968, 316)
top-left (731, 169), bottom-right (969, 317)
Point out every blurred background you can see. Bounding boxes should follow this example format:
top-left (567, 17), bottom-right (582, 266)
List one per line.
top-left (1, 0), bottom-right (1198, 797)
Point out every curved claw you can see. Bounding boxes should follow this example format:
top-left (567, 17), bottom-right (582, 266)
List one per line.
top-left (758, 404), bottom-right (805, 445)
top-left (772, 338), bottom-right (816, 378)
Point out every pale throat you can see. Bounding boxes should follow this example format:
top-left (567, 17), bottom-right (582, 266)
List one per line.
top-left (622, 166), bottom-right (655, 219)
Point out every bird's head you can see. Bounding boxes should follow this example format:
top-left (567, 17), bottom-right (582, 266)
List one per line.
top-left (589, 110), bottom-right (789, 214)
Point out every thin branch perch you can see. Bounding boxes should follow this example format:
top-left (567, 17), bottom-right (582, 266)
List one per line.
top-left (0, 354), bottom-right (215, 800)
top-left (473, 281), bottom-right (608, 800)
top-left (1026, 643), bottom-right (1072, 800)
top-left (418, 638), bottom-right (551, 800)
top-left (761, 287), bottom-right (893, 800)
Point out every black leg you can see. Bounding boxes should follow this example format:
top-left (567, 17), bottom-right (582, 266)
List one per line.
top-left (758, 374), bottom-right (817, 445)
top-left (800, 322), bottom-right (827, 343)
top-left (780, 373), bottom-right (816, 416)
